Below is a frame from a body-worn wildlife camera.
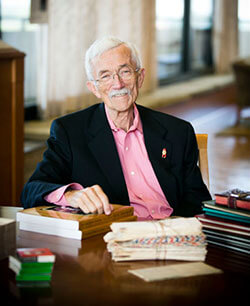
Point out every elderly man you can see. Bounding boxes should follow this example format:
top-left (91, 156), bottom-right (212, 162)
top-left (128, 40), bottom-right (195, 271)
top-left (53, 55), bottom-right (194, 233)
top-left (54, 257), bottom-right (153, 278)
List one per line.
top-left (21, 37), bottom-right (211, 218)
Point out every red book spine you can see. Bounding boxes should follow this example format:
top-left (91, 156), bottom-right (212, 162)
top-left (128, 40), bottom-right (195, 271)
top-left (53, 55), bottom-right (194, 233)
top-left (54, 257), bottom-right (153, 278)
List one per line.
top-left (215, 195), bottom-right (250, 211)
top-left (17, 248), bottom-right (55, 262)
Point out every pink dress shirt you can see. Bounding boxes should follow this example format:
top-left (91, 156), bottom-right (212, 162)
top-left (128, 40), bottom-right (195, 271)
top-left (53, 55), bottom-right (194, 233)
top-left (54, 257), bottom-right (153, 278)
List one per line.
top-left (45, 104), bottom-right (173, 219)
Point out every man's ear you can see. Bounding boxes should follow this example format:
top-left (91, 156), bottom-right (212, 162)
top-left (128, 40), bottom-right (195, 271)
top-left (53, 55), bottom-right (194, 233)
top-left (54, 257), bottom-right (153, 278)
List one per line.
top-left (86, 81), bottom-right (101, 99)
top-left (137, 68), bottom-right (145, 89)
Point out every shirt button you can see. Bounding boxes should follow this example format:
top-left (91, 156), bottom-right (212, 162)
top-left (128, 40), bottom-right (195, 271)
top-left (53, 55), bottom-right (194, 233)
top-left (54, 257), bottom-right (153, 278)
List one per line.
top-left (151, 210), bottom-right (155, 214)
top-left (125, 147), bottom-right (129, 151)
top-left (131, 171), bottom-right (135, 176)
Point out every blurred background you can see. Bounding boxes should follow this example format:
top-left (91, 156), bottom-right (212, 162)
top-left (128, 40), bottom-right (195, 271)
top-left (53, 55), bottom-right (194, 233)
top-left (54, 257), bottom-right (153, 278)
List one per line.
top-left (1, 0), bottom-right (249, 118)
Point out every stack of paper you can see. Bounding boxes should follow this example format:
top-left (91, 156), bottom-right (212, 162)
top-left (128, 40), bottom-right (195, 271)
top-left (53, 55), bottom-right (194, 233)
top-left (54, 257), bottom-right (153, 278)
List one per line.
top-left (0, 217), bottom-right (16, 260)
top-left (104, 217), bottom-right (207, 262)
top-left (9, 248), bottom-right (56, 286)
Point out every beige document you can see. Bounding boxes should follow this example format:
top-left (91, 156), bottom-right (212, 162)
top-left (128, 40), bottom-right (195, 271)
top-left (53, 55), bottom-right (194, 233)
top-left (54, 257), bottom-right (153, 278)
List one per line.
top-left (128, 262), bottom-right (223, 282)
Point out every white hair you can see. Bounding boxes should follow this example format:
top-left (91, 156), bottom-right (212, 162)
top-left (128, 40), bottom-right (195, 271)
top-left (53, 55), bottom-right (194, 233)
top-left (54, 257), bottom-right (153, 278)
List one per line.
top-left (85, 36), bottom-right (142, 81)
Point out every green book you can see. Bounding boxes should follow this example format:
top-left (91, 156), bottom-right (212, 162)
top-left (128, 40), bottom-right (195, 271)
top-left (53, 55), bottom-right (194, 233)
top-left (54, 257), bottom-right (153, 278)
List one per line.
top-left (202, 200), bottom-right (250, 217)
top-left (19, 267), bottom-right (53, 274)
top-left (9, 255), bottom-right (54, 270)
top-left (10, 262), bottom-right (53, 275)
top-left (202, 207), bottom-right (250, 224)
top-left (16, 273), bottom-right (52, 281)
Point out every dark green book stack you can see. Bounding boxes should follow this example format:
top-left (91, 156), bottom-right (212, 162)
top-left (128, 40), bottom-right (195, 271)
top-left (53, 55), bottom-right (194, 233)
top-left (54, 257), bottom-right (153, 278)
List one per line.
top-left (8, 248), bottom-right (55, 286)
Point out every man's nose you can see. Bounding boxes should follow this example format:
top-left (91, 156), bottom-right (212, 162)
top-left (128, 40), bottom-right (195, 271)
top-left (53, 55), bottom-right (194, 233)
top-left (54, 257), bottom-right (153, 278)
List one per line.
top-left (112, 73), bottom-right (125, 88)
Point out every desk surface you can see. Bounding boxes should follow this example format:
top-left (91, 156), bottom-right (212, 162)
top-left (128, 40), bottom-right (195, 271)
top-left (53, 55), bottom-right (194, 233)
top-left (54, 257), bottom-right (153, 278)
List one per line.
top-left (1, 208), bottom-right (250, 306)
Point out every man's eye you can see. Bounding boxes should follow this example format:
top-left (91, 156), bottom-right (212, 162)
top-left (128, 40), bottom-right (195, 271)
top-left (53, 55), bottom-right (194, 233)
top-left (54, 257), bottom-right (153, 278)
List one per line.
top-left (101, 74), bottom-right (111, 80)
top-left (120, 70), bottom-right (131, 76)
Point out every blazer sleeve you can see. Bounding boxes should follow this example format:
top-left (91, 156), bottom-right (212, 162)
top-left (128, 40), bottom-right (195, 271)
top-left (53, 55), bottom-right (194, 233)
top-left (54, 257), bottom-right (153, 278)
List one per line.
top-left (21, 119), bottom-right (74, 208)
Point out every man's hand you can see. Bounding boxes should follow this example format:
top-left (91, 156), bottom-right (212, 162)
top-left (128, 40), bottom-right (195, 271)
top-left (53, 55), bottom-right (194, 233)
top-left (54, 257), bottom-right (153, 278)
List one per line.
top-left (65, 185), bottom-right (112, 215)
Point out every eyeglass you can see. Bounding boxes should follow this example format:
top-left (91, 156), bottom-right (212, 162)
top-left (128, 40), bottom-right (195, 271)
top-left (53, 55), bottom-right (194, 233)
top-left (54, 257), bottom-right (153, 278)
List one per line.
top-left (95, 66), bottom-right (140, 85)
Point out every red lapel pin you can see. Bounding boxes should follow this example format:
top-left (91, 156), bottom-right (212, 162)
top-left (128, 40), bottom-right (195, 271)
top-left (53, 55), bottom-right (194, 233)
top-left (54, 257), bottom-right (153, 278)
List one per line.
top-left (162, 148), bottom-right (167, 158)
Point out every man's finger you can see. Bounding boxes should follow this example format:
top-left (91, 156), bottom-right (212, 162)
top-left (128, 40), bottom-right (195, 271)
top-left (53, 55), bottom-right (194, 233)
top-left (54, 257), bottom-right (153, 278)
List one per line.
top-left (78, 201), bottom-right (91, 214)
top-left (92, 185), bottom-right (112, 215)
top-left (65, 186), bottom-right (111, 215)
top-left (81, 188), bottom-right (102, 214)
top-left (82, 187), bottom-right (104, 214)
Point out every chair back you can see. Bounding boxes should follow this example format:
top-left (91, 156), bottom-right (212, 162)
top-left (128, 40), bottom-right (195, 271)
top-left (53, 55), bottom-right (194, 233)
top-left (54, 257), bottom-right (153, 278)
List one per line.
top-left (196, 134), bottom-right (209, 190)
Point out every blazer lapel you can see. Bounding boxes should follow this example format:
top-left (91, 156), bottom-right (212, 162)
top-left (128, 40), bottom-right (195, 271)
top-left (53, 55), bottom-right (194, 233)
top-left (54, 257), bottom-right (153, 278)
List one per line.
top-left (138, 105), bottom-right (177, 207)
top-left (87, 104), bottom-right (129, 203)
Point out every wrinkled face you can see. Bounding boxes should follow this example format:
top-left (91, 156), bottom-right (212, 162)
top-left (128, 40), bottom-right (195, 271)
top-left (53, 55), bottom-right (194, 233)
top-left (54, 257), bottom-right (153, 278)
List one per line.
top-left (86, 44), bottom-right (145, 113)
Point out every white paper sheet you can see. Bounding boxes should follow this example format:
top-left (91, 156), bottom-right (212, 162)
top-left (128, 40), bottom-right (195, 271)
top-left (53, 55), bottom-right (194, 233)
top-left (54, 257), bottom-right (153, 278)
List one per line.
top-left (128, 262), bottom-right (223, 282)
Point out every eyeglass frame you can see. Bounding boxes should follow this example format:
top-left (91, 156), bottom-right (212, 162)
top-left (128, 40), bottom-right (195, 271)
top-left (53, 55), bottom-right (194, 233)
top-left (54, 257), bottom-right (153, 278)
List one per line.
top-left (93, 65), bottom-right (141, 86)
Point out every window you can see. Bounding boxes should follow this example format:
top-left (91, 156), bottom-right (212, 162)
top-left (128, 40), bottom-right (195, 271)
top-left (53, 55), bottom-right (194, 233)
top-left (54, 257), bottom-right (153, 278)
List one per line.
top-left (156, 0), bottom-right (214, 84)
top-left (1, 0), bottom-right (39, 109)
top-left (189, 0), bottom-right (213, 70)
top-left (238, 0), bottom-right (250, 58)
top-left (156, 0), bottom-right (184, 80)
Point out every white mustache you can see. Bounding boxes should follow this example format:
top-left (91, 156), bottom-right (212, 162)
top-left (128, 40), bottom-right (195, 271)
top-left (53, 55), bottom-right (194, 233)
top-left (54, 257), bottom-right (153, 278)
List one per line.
top-left (109, 88), bottom-right (131, 99)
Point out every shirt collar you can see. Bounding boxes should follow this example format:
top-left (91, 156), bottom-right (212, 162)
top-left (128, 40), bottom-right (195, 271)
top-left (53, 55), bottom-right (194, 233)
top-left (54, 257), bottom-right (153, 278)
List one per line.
top-left (105, 103), bottom-right (143, 134)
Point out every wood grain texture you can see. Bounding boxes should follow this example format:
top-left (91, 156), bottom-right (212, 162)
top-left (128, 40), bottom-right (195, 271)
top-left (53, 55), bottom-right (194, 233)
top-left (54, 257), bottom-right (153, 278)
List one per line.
top-left (0, 46), bottom-right (25, 206)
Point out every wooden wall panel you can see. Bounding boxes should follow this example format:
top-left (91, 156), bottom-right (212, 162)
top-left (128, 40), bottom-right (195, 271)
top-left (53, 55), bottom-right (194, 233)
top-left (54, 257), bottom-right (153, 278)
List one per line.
top-left (0, 43), bottom-right (25, 206)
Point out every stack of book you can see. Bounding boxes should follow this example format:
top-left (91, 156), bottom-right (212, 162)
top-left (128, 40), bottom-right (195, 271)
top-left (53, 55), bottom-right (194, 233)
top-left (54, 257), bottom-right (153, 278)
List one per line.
top-left (104, 217), bottom-right (207, 262)
top-left (196, 189), bottom-right (250, 255)
top-left (16, 205), bottom-right (136, 240)
top-left (0, 217), bottom-right (16, 260)
top-left (9, 248), bottom-right (55, 285)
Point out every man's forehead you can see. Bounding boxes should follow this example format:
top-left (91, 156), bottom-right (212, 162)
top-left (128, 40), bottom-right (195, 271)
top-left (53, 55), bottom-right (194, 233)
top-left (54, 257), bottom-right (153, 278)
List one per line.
top-left (91, 45), bottom-right (134, 72)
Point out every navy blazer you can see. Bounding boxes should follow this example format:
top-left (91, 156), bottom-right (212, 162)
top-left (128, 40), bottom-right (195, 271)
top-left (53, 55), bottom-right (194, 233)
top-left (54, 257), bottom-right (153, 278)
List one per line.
top-left (21, 103), bottom-right (211, 216)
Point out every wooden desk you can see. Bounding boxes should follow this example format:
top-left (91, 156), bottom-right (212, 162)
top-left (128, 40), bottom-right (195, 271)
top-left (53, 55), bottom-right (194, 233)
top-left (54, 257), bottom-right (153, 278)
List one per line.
top-left (0, 209), bottom-right (250, 306)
